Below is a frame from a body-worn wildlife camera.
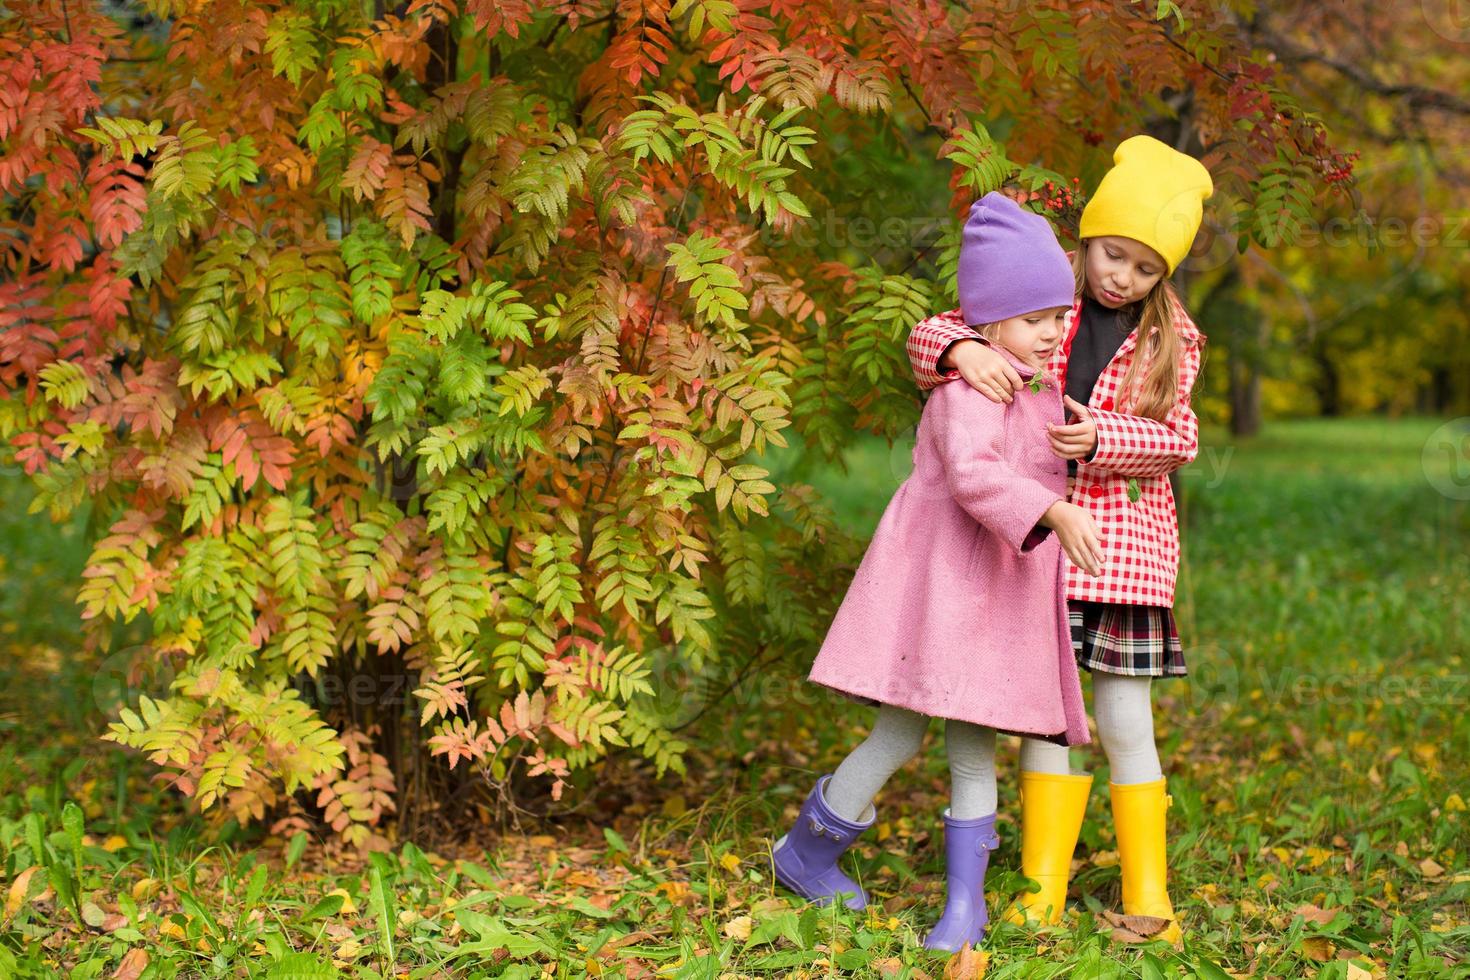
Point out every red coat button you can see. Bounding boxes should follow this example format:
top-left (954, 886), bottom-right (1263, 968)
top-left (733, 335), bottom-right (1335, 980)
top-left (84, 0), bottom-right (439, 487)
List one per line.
top-left (1099, 398), bottom-right (1114, 411)
top-left (1088, 484), bottom-right (1105, 498)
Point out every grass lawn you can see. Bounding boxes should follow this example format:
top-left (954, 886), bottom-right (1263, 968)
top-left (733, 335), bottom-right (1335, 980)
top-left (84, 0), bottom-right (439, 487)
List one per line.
top-left (1, 417), bottom-right (1467, 978)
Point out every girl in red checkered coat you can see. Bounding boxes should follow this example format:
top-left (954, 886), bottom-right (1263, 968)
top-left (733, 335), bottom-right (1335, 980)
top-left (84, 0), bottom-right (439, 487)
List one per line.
top-left (905, 135), bottom-right (1214, 944)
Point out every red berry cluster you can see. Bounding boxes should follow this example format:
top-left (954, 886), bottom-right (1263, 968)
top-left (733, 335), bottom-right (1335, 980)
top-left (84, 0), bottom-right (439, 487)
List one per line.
top-left (1322, 150), bottom-right (1359, 185)
top-left (1038, 177), bottom-right (1082, 212)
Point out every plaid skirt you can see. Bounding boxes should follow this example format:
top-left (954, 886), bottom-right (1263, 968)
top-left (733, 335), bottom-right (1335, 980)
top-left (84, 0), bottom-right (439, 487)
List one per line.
top-left (1069, 600), bottom-right (1187, 677)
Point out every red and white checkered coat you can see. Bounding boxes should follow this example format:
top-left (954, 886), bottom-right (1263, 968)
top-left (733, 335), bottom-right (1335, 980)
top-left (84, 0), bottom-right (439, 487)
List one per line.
top-left (906, 292), bottom-right (1204, 607)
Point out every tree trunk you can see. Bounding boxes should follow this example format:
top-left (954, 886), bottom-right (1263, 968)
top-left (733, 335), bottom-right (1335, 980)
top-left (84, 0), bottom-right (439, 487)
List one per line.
top-left (1228, 326), bottom-right (1263, 436)
top-left (1310, 338), bottom-right (1341, 416)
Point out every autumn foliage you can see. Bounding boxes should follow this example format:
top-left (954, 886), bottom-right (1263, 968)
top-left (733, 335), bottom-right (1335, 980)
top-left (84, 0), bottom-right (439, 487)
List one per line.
top-left (0, 0), bottom-right (1346, 845)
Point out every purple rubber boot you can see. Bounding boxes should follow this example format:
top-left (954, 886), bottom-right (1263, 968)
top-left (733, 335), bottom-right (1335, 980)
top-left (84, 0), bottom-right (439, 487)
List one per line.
top-left (771, 773), bottom-right (876, 910)
top-left (923, 809), bottom-right (1001, 952)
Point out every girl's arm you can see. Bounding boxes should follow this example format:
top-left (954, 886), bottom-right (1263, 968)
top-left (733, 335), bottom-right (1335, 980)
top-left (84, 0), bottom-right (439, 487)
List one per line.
top-left (907, 310), bottom-right (1024, 402)
top-left (908, 309), bottom-right (978, 390)
top-left (1086, 335), bottom-right (1202, 478)
top-left (933, 386), bottom-right (1063, 556)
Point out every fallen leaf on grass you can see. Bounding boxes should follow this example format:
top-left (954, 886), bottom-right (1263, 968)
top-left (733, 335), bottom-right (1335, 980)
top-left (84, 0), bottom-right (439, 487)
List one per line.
top-left (112, 948), bottom-right (148, 980)
top-left (1293, 903), bottom-right (1340, 925)
top-left (1100, 909), bottom-right (1173, 943)
top-left (942, 943), bottom-right (989, 979)
top-left (591, 930), bottom-right (657, 957)
top-left (721, 915), bottom-right (752, 941)
top-left (1419, 858), bottom-right (1445, 879)
top-left (326, 887), bottom-right (357, 914)
top-left (5, 866), bottom-right (38, 921)
top-left (1092, 849), bottom-right (1119, 868)
top-left (875, 955), bottom-right (905, 978)
top-left (1301, 935), bottom-right (1335, 961)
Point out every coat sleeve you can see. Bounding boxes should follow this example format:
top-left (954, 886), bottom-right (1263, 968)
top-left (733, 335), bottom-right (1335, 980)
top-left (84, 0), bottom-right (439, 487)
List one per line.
top-left (907, 309), bottom-right (989, 391)
top-left (1086, 328), bottom-right (1204, 479)
top-left (931, 386), bottom-right (1063, 555)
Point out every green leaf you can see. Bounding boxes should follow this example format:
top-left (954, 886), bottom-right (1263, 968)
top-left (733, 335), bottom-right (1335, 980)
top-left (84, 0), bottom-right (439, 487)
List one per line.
top-left (265, 12), bottom-right (320, 88)
top-left (300, 892), bottom-right (346, 922)
top-left (367, 852), bottom-right (397, 966)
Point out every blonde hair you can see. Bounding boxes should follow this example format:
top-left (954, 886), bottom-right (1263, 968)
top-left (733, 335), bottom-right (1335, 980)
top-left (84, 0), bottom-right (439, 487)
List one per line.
top-left (1071, 241), bottom-right (1187, 422)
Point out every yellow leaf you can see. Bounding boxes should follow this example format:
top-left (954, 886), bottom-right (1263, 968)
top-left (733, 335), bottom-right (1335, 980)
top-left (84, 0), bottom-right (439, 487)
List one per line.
top-left (5, 867), bottom-right (37, 921)
top-left (662, 794), bottom-right (687, 818)
top-left (718, 852), bottom-right (741, 873)
top-left (1445, 793), bottom-right (1466, 812)
top-left (1092, 850), bottom-right (1119, 868)
top-left (327, 887), bottom-right (357, 914)
top-left (103, 835), bottom-right (130, 853)
top-left (132, 878), bottom-right (160, 901)
top-left (1303, 846), bottom-right (1332, 869)
top-left (722, 915), bottom-right (752, 941)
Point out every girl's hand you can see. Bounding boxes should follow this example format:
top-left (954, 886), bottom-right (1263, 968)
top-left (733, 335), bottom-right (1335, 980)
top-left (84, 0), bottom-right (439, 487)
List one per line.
top-left (1039, 499), bottom-right (1104, 577)
top-left (944, 339), bottom-right (1024, 404)
top-left (1048, 395), bottom-right (1099, 460)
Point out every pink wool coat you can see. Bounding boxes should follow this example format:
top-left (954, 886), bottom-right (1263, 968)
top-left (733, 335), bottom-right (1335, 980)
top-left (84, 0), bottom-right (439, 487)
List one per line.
top-left (807, 346), bottom-right (1091, 746)
top-left (906, 289), bottom-right (1203, 608)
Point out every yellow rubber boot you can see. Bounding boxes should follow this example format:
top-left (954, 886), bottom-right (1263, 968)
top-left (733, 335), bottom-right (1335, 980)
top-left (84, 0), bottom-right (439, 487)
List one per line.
top-left (1109, 777), bottom-right (1182, 944)
top-left (1002, 771), bottom-right (1093, 926)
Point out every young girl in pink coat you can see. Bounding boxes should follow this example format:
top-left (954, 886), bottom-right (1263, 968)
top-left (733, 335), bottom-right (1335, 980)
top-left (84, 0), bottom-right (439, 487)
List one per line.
top-left (906, 136), bottom-right (1214, 944)
top-left (770, 192), bottom-right (1104, 953)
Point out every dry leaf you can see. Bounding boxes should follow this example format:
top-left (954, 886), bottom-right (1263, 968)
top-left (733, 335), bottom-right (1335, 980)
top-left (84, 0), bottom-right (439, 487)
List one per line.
top-left (1293, 903), bottom-right (1339, 925)
top-left (1101, 909), bottom-right (1171, 939)
top-left (1092, 849), bottom-right (1119, 868)
top-left (1344, 963), bottom-right (1373, 980)
top-left (1418, 858), bottom-right (1445, 879)
top-left (4, 866), bottom-right (37, 921)
top-left (942, 943), bottom-right (990, 979)
top-left (876, 955), bottom-right (906, 978)
top-left (1302, 936), bottom-right (1334, 961)
top-left (592, 930), bottom-right (656, 957)
top-left (721, 915), bottom-right (752, 941)
top-left (112, 948), bottom-right (149, 980)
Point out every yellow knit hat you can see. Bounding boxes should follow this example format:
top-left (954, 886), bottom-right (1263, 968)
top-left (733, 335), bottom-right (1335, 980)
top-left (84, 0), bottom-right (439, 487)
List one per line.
top-left (1078, 135), bottom-right (1214, 274)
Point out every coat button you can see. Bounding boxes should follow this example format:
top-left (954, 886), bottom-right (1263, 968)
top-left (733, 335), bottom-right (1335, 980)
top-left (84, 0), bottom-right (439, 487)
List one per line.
top-left (1088, 484), bottom-right (1105, 498)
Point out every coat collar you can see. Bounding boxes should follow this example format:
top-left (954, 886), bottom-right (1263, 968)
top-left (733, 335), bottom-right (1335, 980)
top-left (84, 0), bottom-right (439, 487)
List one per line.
top-left (990, 341), bottom-right (1046, 381)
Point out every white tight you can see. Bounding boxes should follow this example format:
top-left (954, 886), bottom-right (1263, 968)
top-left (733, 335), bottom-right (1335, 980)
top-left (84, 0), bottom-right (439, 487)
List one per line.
top-left (824, 703), bottom-right (998, 823)
top-left (1018, 672), bottom-right (1163, 784)
top-left (822, 673), bottom-right (1162, 826)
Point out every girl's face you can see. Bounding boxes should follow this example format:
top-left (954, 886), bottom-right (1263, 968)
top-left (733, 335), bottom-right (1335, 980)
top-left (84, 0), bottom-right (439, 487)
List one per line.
top-left (1083, 236), bottom-right (1167, 308)
top-left (993, 306), bottom-right (1071, 369)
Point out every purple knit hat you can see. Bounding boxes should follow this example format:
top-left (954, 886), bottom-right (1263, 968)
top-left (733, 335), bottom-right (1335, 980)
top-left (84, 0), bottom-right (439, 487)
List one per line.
top-left (957, 192), bottom-right (1075, 326)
